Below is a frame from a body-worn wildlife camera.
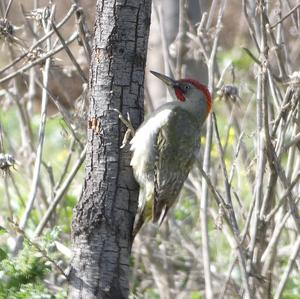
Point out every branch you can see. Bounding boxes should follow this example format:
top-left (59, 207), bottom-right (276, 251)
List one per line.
top-left (273, 236), bottom-right (300, 299)
top-left (34, 146), bottom-right (87, 237)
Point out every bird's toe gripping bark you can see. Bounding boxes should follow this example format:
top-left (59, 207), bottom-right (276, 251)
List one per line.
top-left (113, 108), bottom-right (136, 148)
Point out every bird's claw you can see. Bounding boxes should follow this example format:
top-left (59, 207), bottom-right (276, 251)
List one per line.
top-left (113, 108), bottom-right (135, 148)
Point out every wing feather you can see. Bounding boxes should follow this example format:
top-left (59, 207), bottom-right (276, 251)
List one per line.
top-left (130, 107), bottom-right (173, 212)
top-left (152, 108), bottom-right (200, 222)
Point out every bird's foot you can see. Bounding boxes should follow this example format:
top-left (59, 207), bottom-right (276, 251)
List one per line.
top-left (113, 109), bottom-right (135, 148)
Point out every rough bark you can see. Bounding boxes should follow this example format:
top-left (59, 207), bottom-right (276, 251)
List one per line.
top-left (68, 1), bottom-right (152, 298)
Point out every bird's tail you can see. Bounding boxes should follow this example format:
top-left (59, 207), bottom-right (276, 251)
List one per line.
top-left (132, 187), bottom-right (153, 239)
top-left (152, 199), bottom-right (169, 225)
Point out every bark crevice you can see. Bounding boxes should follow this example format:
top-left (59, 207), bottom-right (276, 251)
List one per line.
top-left (68, 1), bottom-right (152, 298)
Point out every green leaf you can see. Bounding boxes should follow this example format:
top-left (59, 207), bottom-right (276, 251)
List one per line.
top-left (0, 248), bottom-right (7, 261)
top-left (191, 291), bottom-right (202, 299)
top-left (0, 226), bottom-right (7, 235)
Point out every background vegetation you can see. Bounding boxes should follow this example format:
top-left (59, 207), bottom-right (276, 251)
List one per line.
top-left (0, 0), bottom-right (299, 298)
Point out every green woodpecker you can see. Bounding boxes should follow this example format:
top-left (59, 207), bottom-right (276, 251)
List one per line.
top-left (130, 71), bottom-right (212, 236)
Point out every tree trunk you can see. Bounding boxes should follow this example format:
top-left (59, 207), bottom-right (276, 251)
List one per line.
top-left (68, 1), bottom-right (152, 298)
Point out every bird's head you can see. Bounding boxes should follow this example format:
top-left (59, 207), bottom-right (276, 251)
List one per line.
top-left (150, 70), bottom-right (212, 114)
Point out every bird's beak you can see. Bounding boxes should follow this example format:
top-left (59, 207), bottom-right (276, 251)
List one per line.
top-left (150, 70), bottom-right (178, 87)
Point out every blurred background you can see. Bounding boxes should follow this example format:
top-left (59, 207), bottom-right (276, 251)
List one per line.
top-left (0, 0), bottom-right (300, 298)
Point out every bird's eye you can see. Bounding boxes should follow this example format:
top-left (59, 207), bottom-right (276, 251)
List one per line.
top-left (185, 85), bottom-right (190, 90)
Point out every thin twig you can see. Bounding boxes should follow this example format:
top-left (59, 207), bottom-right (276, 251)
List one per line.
top-left (199, 2), bottom-right (228, 297)
top-left (212, 112), bottom-right (240, 236)
top-left (218, 257), bottom-right (238, 299)
top-left (153, 1), bottom-right (174, 76)
top-left (265, 171), bottom-right (300, 221)
top-left (273, 236), bottom-right (300, 299)
top-left (0, 32), bottom-right (79, 84)
top-left (9, 219), bottom-right (67, 278)
top-left (15, 6), bottom-right (56, 254)
top-left (34, 77), bottom-right (84, 149)
top-left (4, 0), bottom-right (14, 18)
top-left (0, 4), bottom-right (77, 76)
top-left (52, 21), bottom-right (88, 83)
top-left (261, 198), bottom-right (299, 263)
top-left (175, 0), bottom-right (186, 78)
top-left (74, 7), bottom-right (92, 61)
top-left (34, 145), bottom-right (86, 237)
top-left (270, 3), bottom-right (300, 29)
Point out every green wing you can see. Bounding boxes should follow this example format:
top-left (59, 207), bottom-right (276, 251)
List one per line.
top-left (152, 107), bottom-right (200, 223)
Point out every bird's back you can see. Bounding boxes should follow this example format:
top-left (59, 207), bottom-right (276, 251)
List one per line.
top-left (130, 104), bottom-right (200, 222)
top-left (152, 106), bottom-right (200, 221)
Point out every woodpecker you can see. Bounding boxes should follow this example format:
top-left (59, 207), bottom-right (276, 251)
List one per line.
top-left (130, 71), bottom-right (212, 236)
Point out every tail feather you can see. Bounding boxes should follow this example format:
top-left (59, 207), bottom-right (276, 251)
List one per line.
top-left (152, 200), bottom-right (169, 225)
top-left (158, 206), bottom-right (169, 226)
top-left (132, 186), bottom-right (154, 238)
top-left (132, 210), bottom-right (145, 240)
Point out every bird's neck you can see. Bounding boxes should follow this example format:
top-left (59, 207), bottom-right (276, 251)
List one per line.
top-left (180, 97), bottom-right (209, 125)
